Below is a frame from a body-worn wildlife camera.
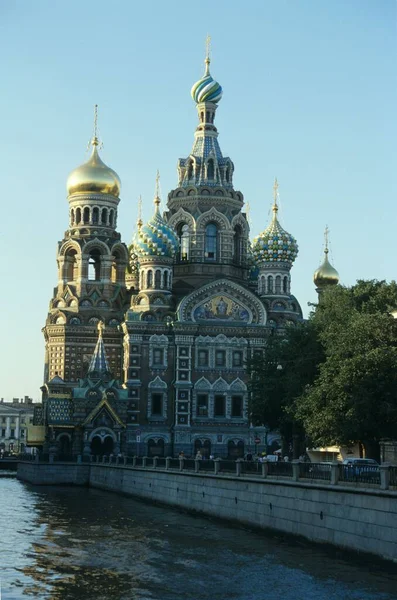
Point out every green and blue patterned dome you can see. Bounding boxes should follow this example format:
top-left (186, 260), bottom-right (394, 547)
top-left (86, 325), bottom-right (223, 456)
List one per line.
top-left (134, 200), bottom-right (178, 259)
top-left (252, 192), bottom-right (298, 267)
top-left (191, 57), bottom-right (223, 104)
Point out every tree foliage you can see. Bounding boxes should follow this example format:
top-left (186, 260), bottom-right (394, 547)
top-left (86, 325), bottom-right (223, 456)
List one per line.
top-left (297, 280), bottom-right (397, 459)
top-left (249, 280), bottom-right (397, 459)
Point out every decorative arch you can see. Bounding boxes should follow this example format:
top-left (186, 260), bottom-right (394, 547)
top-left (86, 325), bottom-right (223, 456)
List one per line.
top-left (194, 377), bottom-right (211, 390)
top-left (213, 377), bottom-right (228, 392)
top-left (82, 238), bottom-right (111, 258)
top-left (196, 207), bottom-right (230, 232)
top-left (58, 240), bottom-right (82, 258)
top-left (167, 207), bottom-right (195, 231)
top-left (230, 378), bottom-right (247, 392)
top-left (231, 213), bottom-right (249, 237)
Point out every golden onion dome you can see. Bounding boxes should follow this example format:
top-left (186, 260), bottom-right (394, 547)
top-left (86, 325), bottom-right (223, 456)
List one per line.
top-left (67, 137), bottom-right (121, 198)
top-left (313, 249), bottom-right (339, 288)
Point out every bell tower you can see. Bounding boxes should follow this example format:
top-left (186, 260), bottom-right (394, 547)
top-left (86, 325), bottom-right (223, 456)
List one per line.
top-left (43, 106), bottom-right (129, 385)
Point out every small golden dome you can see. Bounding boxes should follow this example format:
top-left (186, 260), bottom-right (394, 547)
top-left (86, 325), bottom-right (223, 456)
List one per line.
top-left (67, 138), bottom-right (121, 198)
top-left (313, 249), bottom-right (339, 288)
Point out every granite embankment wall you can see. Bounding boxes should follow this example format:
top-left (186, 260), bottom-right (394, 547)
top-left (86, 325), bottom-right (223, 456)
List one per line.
top-left (17, 462), bottom-right (397, 562)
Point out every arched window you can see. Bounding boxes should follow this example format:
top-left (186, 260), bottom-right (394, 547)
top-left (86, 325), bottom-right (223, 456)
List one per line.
top-left (65, 249), bottom-right (78, 281)
top-left (70, 209), bottom-right (75, 226)
top-left (147, 270), bottom-right (153, 288)
top-left (101, 208), bottom-right (107, 225)
top-left (88, 249), bottom-right (101, 281)
top-left (225, 167), bottom-right (230, 183)
top-left (83, 207), bottom-right (90, 224)
top-left (155, 270), bottom-right (161, 289)
top-left (140, 270), bottom-right (145, 289)
top-left (207, 159), bottom-right (214, 180)
top-left (234, 225), bottom-right (243, 265)
top-left (163, 270), bottom-right (168, 289)
top-left (187, 160), bottom-right (193, 180)
top-left (260, 275), bottom-right (265, 294)
top-left (109, 210), bottom-right (114, 227)
top-left (283, 276), bottom-right (288, 294)
top-left (267, 275), bottom-right (274, 294)
top-left (275, 275), bottom-right (281, 294)
top-left (76, 208), bottom-right (81, 224)
top-left (179, 224), bottom-right (190, 261)
top-left (200, 111), bottom-right (204, 122)
top-left (205, 223), bottom-right (217, 260)
top-left (92, 207), bottom-right (99, 224)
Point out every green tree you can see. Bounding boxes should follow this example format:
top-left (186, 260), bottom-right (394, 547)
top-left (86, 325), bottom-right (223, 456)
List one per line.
top-left (296, 280), bottom-right (397, 460)
top-left (248, 322), bottom-right (323, 457)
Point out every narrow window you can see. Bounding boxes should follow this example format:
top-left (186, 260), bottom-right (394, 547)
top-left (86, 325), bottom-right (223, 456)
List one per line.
top-left (163, 270), bottom-right (168, 288)
top-left (207, 159), bottom-right (214, 180)
top-left (205, 224), bottom-right (217, 260)
top-left (147, 270), bottom-right (153, 288)
top-left (187, 160), bottom-right (193, 180)
top-left (83, 207), bottom-right (90, 224)
top-left (155, 270), bottom-right (161, 289)
top-left (109, 210), bottom-right (114, 227)
top-left (214, 395), bottom-right (225, 417)
top-left (231, 396), bottom-right (243, 418)
top-left (198, 349), bottom-right (208, 367)
top-left (88, 249), bottom-right (101, 281)
top-left (151, 394), bottom-right (162, 415)
top-left (180, 225), bottom-right (190, 261)
top-left (153, 348), bottom-right (164, 366)
top-left (215, 350), bottom-right (226, 367)
top-left (268, 275), bottom-right (274, 294)
top-left (70, 209), bottom-right (75, 225)
top-left (275, 275), bottom-right (281, 294)
top-left (92, 207), bottom-right (99, 224)
top-left (196, 394), bottom-right (208, 417)
top-left (76, 208), bottom-right (81, 224)
top-left (232, 351), bottom-right (243, 367)
top-left (283, 276), bottom-right (288, 294)
top-left (101, 208), bottom-right (107, 224)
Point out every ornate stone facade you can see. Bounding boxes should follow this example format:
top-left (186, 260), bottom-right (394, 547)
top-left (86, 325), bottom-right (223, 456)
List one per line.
top-left (35, 54), bottom-right (303, 459)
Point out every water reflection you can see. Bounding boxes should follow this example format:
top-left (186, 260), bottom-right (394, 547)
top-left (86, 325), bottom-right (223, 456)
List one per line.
top-left (1, 478), bottom-right (397, 600)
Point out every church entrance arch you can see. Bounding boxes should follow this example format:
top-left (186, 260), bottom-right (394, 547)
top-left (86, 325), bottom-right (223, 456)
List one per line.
top-left (89, 428), bottom-right (117, 457)
top-left (227, 440), bottom-right (244, 459)
top-left (147, 438), bottom-right (165, 457)
top-left (194, 438), bottom-right (211, 458)
top-left (58, 434), bottom-right (72, 459)
top-left (91, 435), bottom-right (114, 456)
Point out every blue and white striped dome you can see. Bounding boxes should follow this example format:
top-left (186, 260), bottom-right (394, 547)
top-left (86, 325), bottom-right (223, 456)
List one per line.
top-left (134, 204), bottom-right (178, 259)
top-left (191, 58), bottom-right (223, 104)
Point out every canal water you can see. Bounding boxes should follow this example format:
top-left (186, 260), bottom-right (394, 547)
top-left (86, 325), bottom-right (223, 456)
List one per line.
top-left (1, 477), bottom-right (397, 600)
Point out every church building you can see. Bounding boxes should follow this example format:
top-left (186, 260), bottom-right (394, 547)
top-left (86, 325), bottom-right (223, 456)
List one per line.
top-left (35, 47), bottom-right (304, 459)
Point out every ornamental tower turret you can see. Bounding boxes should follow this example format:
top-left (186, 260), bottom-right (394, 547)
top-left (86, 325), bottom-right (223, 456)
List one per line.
top-left (252, 179), bottom-right (302, 325)
top-left (313, 226), bottom-right (339, 294)
top-left (132, 172), bottom-right (178, 318)
top-left (166, 37), bottom-right (250, 294)
top-left (42, 106), bottom-right (129, 385)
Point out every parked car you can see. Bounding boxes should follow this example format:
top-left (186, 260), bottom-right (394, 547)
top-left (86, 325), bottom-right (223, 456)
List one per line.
top-left (342, 458), bottom-right (379, 481)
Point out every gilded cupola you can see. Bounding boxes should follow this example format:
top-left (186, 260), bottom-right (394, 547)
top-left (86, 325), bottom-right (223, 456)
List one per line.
top-left (67, 106), bottom-right (121, 198)
top-left (314, 227), bottom-right (339, 289)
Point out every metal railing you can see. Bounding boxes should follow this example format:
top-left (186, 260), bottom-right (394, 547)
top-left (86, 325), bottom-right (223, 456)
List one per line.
top-left (18, 455), bottom-right (397, 491)
top-left (299, 462), bottom-right (331, 482)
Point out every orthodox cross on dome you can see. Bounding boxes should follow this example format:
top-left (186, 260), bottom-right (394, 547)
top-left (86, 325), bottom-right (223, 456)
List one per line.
top-left (272, 177), bottom-right (279, 214)
top-left (88, 104), bottom-right (103, 149)
top-left (154, 169), bottom-right (161, 209)
top-left (137, 195), bottom-right (143, 229)
top-left (324, 225), bottom-right (330, 254)
top-left (205, 34), bottom-right (211, 74)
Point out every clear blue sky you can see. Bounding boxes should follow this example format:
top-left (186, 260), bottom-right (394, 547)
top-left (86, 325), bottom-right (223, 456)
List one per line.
top-left (0, 0), bottom-right (395, 400)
